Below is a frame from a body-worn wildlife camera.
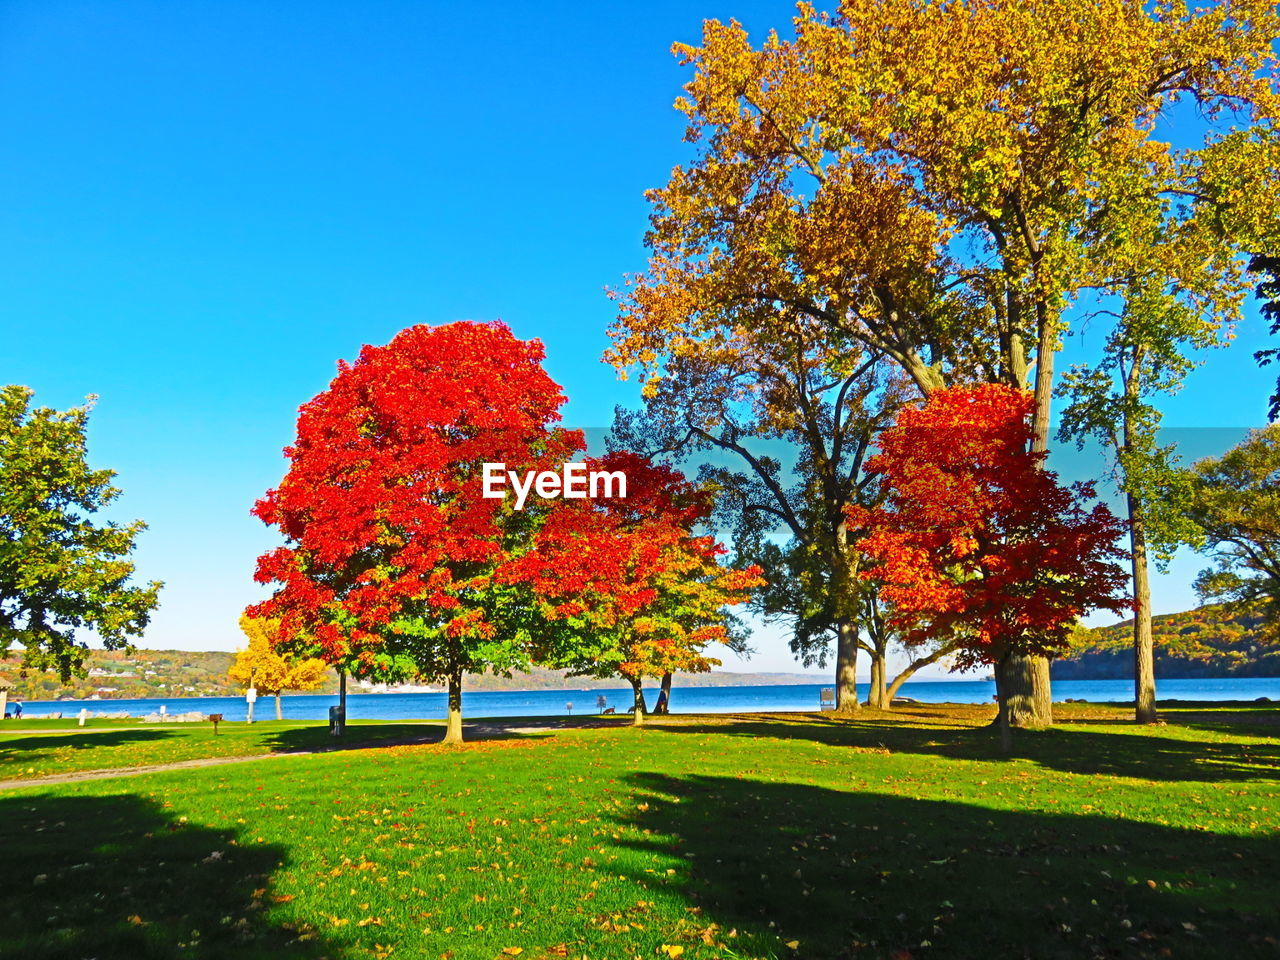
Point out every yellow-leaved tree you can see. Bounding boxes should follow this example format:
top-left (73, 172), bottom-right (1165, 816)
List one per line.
top-left (229, 615), bottom-right (329, 720)
top-left (611, 0), bottom-right (1280, 726)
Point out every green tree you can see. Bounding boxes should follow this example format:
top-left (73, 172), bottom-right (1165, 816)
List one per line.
top-left (0, 386), bottom-right (162, 681)
top-left (1059, 282), bottom-right (1220, 722)
top-left (1187, 425), bottom-right (1280, 640)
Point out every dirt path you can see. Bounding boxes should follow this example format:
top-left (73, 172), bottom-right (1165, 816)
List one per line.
top-left (0, 752), bottom-right (282, 790)
top-left (0, 716), bottom-right (624, 791)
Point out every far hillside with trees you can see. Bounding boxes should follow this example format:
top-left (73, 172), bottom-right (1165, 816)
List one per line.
top-left (1056, 604), bottom-right (1280, 680)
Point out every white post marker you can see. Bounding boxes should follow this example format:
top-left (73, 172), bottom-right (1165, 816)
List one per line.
top-left (78, 707), bottom-right (88, 727)
top-left (246, 686), bottom-right (258, 724)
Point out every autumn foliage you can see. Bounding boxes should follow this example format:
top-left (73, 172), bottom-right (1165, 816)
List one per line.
top-left (250, 322), bottom-right (589, 743)
top-left (505, 450), bottom-right (763, 719)
top-left (848, 385), bottom-right (1130, 672)
top-left (229, 615), bottom-right (328, 719)
top-left (251, 323), bottom-right (760, 737)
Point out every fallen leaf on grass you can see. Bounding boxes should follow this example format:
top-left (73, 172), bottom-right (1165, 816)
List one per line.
top-left (660, 947), bottom-right (684, 958)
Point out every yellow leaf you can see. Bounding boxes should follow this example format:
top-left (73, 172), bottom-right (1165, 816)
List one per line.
top-left (502, 950), bottom-right (524, 957)
top-left (660, 947), bottom-right (685, 958)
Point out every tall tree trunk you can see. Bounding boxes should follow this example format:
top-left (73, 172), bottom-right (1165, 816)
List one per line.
top-left (998, 303), bottom-right (1058, 727)
top-left (658, 671), bottom-right (672, 715)
top-left (832, 519), bottom-right (862, 713)
top-left (1123, 352), bottom-right (1157, 724)
top-left (628, 674), bottom-right (648, 726)
top-left (866, 652), bottom-right (887, 709)
top-left (337, 669), bottom-right (347, 735)
top-left (443, 667), bottom-right (464, 744)
top-left (275, 691), bottom-right (283, 721)
top-left (1128, 498), bottom-right (1157, 722)
top-left (994, 652), bottom-right (1014, 752)
top-left (834, 620), bottom-right (860, 713)
top-left (862, 595), bottom-right (889, 709)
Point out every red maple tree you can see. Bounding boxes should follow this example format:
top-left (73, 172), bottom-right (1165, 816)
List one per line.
top-left (847, 385), bottom-right (1129, 731)
top-left (251, 321), bottom-right (581, 742)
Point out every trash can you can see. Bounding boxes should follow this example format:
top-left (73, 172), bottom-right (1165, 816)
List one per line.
top-left (329, 705), bottom-right (345, 736)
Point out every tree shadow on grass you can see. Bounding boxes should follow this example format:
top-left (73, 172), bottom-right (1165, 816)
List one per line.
top-left (262, 722), bottom-right (443, 755)
top-left (262, 717), bottom-right (614, 754)
top-left (615, 772), bottom-right (1280, 960)
top-left (0, 729), bottom-right (177, 751)
top-left (0, 729), bottom-right (178, 765)
top-left (0, 793), bottom-right (350, 960)
top-left (651, 714), bottom-right (1280, 783)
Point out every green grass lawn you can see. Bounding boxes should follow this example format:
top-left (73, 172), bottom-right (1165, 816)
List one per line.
top-left (0, 705), bottom-right (1277, 960)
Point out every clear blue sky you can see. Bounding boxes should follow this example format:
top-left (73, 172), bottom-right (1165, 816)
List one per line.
top-left (1, 2), bottom-right (1274, 675)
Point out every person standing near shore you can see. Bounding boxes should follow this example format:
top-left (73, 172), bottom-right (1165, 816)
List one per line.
top-left (12, 700), bottom-right (22, 719)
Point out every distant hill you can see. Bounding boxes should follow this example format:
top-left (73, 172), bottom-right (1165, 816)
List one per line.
top-left (1, 649), bottom-right (825, 702)
top-left (1, 648), bottom-right (246, 702)
top-left (1054, 604), bottom-right (1280, 680)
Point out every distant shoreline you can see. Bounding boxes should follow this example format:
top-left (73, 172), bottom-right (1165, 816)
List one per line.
top-left (22, 673), bottom-right (1280, 704)
top-left (15, 678), bottom-right (1278, 718)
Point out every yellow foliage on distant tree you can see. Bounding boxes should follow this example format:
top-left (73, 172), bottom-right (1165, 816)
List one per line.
top-left (229, 615), bottom-right (329, 719)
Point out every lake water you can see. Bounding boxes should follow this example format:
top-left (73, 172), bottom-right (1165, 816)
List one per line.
top-left (15, 677), bottom-right (1280, 721)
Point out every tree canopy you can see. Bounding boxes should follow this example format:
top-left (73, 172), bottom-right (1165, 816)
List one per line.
top-left (229, 615), bottom-right (329, 716)
top-left (1188, 424), bottom-right (1280, 642)
top-left (511, 451), bottom-right (762, 723)
top-left (609, 0), bottom-right (1278, 726)
top-left (251, 321), bottom-right (583, 742)
top-left (0, 385), bottom-right (162, 682)
top-left (848, 385), bottom-right (1130, 726)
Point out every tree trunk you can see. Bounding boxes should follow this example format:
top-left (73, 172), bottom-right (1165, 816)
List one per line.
top-left (1002, 298), bottom-right (1058, 727)
top-left (657, 671), bottom-right (672, 715)
top-left (866, 652), bottom-right (887, 709)
top-left (886, 642), bottom-right (957, 703)
top-left (861, 594), bottom-right (889, 709)
top-left (834, 620), bottom-right (860, 713)
top-left (994, 652), bottom-right (1013, 752)
top-left (1128, 492), bottom-right (1157, 723)
top-left (443, 667), bottom-right (464, 744)
top-left (275, 691), bottom-right (283, 721)
top-left (628, 675), bottom-right (648, 726)
top-left (997, 653), bottom-right (1052, 728)
top-left (337, 669), bottom-right (347, 736)
top-left (1122, 354), bottom-right (1157, 724)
